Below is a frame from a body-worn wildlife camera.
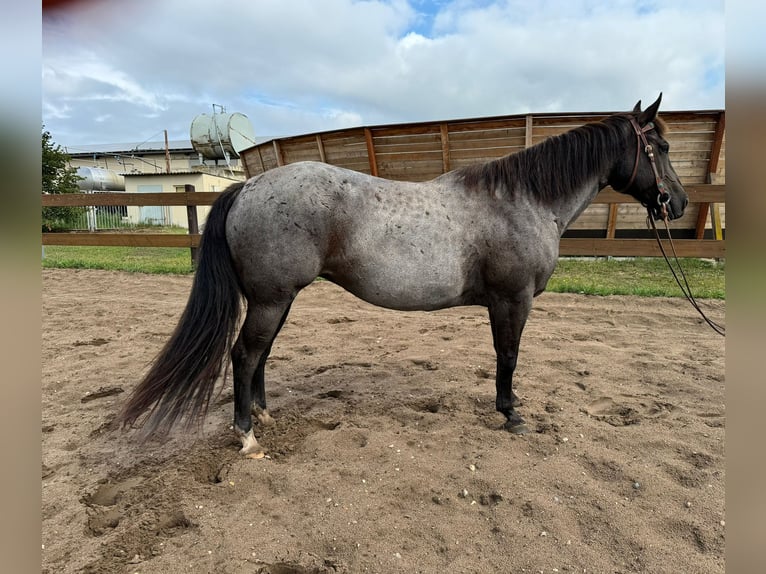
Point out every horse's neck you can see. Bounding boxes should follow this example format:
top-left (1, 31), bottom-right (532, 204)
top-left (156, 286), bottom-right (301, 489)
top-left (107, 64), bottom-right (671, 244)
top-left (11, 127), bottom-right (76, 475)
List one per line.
top-left (550, 177), bottom-right (604, 235)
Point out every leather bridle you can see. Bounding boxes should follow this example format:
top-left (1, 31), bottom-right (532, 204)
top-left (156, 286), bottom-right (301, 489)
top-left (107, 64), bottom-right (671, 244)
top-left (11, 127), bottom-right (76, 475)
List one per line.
top-left (614, 117), bottom-right (671, 220)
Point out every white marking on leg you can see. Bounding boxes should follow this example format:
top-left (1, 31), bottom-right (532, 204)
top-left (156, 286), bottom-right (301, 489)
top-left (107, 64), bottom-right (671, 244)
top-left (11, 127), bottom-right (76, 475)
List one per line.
top-left (236, 427), bottom-right (265, 459)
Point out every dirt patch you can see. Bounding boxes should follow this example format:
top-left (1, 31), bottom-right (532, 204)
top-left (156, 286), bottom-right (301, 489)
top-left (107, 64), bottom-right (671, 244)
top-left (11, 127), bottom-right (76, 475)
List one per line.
top-left (42, 269), bottom-right (725, 573)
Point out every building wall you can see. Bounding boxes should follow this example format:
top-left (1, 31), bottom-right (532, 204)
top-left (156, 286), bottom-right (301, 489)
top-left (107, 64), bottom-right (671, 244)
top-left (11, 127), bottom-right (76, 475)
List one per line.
top-left (123, 172), bottom-right (241, 228)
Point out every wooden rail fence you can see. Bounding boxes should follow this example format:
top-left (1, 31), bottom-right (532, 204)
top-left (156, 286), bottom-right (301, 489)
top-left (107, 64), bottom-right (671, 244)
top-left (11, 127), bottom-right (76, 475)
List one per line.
top-left (237, 108), bottom-right (726, 259)
top-left (41, 183), bottom-right (725, 261)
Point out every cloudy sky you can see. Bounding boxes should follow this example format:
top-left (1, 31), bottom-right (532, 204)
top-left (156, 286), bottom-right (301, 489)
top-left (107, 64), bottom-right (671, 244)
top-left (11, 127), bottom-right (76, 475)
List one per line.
top-left (42, 0), bottom-right (725, 149)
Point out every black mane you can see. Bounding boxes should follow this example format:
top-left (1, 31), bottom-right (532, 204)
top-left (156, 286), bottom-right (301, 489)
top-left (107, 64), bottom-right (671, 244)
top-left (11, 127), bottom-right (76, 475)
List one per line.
top-left (456, 113), bottom-right (666, 203)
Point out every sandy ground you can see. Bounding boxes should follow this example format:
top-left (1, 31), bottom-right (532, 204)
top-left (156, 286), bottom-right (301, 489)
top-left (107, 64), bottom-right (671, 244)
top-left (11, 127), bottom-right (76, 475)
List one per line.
top-left (42, 269), bottom-right (725, 573)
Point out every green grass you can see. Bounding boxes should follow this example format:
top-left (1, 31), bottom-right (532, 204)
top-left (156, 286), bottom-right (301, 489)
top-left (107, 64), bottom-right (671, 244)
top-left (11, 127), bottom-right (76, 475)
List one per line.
top-left (549, 257), bottom-right (724, 299)
top-left (42, 245), bottom-right (194, 274)
top-left (41, 247), bottom-right (725, 299)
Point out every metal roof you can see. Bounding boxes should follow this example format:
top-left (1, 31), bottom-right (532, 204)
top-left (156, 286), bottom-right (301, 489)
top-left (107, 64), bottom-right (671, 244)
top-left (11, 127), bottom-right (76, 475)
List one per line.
top-left (64, 136), bottom-right (274, 157)
top-left (120, 170), bottom-right (243, 180)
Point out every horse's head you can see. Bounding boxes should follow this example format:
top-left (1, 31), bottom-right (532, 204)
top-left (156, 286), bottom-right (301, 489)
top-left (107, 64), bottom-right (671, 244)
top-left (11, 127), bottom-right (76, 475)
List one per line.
top-left (611, 94), bottom-right (688, 220)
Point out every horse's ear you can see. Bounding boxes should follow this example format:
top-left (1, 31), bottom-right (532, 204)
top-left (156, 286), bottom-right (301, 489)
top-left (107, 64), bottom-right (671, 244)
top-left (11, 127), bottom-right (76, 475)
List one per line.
top-left (632, 100), bottom-right (642, 113)
top-left (638, 93), bottom-right (662, 125)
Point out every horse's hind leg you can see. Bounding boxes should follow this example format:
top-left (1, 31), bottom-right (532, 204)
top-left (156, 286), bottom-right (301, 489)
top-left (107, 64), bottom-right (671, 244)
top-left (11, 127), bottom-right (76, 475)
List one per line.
top-left (232, 300), bottom-right (293, 458)
top-left (250, 303), bottom-right (293, 427)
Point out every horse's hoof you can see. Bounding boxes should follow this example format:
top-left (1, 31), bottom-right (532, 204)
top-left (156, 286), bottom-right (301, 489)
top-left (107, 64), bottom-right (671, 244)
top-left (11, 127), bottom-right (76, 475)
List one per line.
top-left (503, 415), bottom-right (528, 434)
top-left (239, 443), bottom-right (266, 459)
top-left (506, 422), bottom-right (529, 435)
top-left (236, 428), bottom-right (266, 458)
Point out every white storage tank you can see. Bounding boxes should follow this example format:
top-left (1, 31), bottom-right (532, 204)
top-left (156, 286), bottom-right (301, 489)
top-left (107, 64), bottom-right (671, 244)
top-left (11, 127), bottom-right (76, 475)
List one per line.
top-left (190, 112), bottom-right (256, 160)
top-left (76, 166), bottom-right (125, 191)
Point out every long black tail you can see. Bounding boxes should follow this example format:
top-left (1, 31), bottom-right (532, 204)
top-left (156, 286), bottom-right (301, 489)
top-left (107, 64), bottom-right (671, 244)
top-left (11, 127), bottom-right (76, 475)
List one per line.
top-left (120, 181), bottom-right (246, 435)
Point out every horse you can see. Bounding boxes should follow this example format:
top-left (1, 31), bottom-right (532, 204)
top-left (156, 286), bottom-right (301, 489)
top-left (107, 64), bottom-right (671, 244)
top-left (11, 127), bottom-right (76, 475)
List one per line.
top-left (120, 94), bottom-right (688, 458)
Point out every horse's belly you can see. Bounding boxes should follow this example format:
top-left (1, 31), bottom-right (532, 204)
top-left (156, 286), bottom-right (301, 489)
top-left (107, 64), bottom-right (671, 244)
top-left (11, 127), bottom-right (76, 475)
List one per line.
top-left (323, 250), bottom-right (471, 311)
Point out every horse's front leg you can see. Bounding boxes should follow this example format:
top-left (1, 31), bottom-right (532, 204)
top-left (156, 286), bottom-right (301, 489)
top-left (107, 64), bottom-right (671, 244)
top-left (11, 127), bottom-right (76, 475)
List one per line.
top-left (488, 293), bottom-right (532, 434)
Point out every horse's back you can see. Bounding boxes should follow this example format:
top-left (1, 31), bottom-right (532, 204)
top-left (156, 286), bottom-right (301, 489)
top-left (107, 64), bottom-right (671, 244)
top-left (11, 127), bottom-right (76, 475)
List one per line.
top-left (225, 162), bottom-right (490, 309)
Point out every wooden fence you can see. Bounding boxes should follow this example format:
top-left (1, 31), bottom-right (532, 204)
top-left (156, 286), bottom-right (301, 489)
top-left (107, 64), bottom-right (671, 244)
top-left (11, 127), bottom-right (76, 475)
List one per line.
top-left (239, 108), bottom-right (726, 257)
top-left (41, 187), bottom-right (725, 262)
top-left (42, 109), bottom-right (725, 260)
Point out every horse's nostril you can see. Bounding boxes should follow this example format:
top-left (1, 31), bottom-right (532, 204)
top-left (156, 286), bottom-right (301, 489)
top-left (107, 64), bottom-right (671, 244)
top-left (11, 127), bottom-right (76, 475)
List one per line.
top-left (683, 197), bottom-right (689, 210)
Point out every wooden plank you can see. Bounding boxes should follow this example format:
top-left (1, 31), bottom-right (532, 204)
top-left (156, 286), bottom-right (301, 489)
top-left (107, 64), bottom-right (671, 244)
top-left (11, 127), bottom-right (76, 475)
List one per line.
top-left (667, 141), bottom-right (719, 152)
top-left (707, 111), bottom-right (726, 175)
top-left (559, 238), bottom-right (725, 258)
top-left (695, 203), bottom-right (710, 239)
top-left (279, 134), bottom-right (318, 147)
top-left (252, 146), bottom-right (266, 177)
top-left (606, 204), bottom-right (619, 238)
top-left (322, 147), bottom-right (369, 160)
top-left (440, 124), bottom-right (451, 172)
top-left (370, 124), bottom-right (441, 137)
top-left (710, 203), bottom-right (723, 241)
top-left (374, 141), bottom-right (444, 154)
top-left (373, 150), bottom-right (444, 163)
top-left (568, 205), bottom-right (610, 230)
top-left (184, 184), bottom-right (200, 267)
top-left (695, 117), bottom-right (725, 239)
top-left (595, 185), bottom-right (724, 204)
top-left (282, 147), bottom-right (323, 163)
top-left (525, 115), bottom-right (533, 148)
top-left (316, 135), bottom-right (327, 163)
top-left (372, 132), bottom-right (441, 146)
top-left (331, 160), bottom-right (371, 174)
top-left (42, 233), bottom-right (201, 248)
top-left (378, 160), bottom-right (444, 177)
top-left (320, 133), bottom-right (366, 146)
top-left (273, 140), bottom-right (284, 167)
top-left (448, 130), bottom-right (526, 143)
top-left (538, 117), bottom-right (612, 127)
top-left (449, 124), bottom-right (526, 141)
top-left (258, 145), bottom-right (279, 172)
top-left (449, 147), bottom-right (523, 161)
top-left (446, 119), bottom-right (527, 133)
top-left (668, 150), bottom-right (713, 161)
top-left (665, 132), bottom-right (718, 143)
top-left (364, 128), bottom-right (378, 177)
top-left (658, 120), bottom-right (717, 133)
top-left (42, 192), bottom-right (220, 207)
top-left (320, 139), bottom-right (368, 151)
top-left (281, 141), bottom-right (323, 157)
top-left (657, 111), bottom-right (723, 122)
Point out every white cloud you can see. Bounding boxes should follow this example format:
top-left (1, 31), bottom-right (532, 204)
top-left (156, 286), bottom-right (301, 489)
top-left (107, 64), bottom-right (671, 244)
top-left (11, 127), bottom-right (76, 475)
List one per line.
top-left (42, 0), bottom-right (724, 146)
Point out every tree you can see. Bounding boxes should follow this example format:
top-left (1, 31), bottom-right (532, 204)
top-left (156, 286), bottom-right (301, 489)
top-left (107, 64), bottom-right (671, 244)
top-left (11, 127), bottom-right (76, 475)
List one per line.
top-left (42, 127), bottom-right (83, 231)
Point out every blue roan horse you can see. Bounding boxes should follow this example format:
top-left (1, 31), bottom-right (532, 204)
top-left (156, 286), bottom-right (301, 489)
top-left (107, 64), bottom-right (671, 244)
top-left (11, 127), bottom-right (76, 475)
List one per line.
top-left (121, 95), bottom-right (688, 457)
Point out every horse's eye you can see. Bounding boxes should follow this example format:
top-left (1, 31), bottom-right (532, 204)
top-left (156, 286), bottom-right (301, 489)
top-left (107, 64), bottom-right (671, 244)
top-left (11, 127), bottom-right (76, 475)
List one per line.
top-left (660, 142), bottom-right (670, 153)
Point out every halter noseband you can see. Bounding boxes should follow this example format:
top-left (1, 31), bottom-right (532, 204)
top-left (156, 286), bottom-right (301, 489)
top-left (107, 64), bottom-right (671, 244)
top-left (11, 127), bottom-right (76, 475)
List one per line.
top-left (614, 117), bottom-right (670, 219)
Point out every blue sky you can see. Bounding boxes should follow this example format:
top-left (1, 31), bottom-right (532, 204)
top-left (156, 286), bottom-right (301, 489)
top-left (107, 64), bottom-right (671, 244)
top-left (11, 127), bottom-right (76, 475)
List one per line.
top-left (42, 0), bottom-right (725, 148)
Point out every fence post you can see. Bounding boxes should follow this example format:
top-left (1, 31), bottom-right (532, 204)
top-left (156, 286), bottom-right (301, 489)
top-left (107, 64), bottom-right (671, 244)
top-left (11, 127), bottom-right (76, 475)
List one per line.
top-left (185, 184), bottom-right (200, 269)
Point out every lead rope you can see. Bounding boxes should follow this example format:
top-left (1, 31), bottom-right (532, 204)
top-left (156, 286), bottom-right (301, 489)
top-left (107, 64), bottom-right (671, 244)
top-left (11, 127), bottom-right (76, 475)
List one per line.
top-left (647, 208), bottom-right (725, 336)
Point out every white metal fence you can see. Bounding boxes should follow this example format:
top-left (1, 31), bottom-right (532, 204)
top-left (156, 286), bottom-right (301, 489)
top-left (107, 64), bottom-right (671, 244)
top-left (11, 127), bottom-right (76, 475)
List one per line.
top-left (66, 192), bottom-right (172, 230)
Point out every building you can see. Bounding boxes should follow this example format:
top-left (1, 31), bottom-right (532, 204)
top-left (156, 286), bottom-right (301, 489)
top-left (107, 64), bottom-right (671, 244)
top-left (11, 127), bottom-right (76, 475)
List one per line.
top-left (122, 171), bottom-right (243, 228)
top-left (64, 132), bottom-right (272, 229)
top-left (65, 137), bottom-right (270, 178)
